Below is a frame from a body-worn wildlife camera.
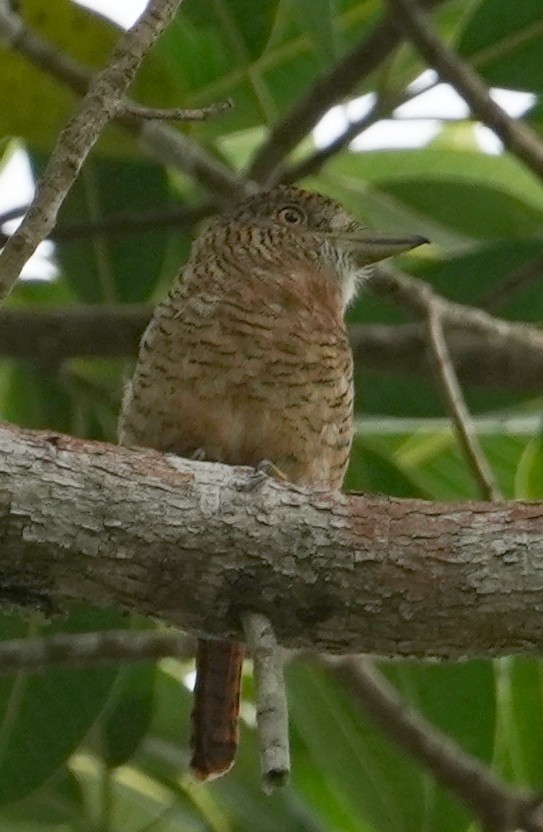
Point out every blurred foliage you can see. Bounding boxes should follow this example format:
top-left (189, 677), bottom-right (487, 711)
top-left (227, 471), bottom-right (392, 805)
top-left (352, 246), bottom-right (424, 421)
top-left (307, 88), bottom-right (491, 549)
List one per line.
top-left (1, 0), bottom-right (543, 829)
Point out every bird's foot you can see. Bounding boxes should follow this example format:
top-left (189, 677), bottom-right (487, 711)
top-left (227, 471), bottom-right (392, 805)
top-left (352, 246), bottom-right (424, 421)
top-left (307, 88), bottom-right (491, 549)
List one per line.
top-left (239, 460), bottom-right (287, 491)
top-left (255, 460), bottom-right (287, 482)
top-left (191, 448), bottom-right (207, 461)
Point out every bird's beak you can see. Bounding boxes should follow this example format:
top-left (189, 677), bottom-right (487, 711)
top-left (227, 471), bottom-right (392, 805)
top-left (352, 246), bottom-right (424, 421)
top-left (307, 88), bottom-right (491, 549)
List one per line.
top-left (333, 231), bottom-right (429, 265)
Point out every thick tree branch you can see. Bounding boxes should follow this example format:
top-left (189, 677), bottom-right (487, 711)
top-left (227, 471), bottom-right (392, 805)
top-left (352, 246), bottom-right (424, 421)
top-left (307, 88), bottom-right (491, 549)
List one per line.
top-left (2, 421), bottom-right (543, 658)
top-left (0, 0), bottom-right (184, 300)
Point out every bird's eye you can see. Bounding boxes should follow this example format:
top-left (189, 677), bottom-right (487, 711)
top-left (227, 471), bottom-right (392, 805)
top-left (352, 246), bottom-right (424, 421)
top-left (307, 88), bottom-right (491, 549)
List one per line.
top-left (278, 205), bottom-right (306, 226)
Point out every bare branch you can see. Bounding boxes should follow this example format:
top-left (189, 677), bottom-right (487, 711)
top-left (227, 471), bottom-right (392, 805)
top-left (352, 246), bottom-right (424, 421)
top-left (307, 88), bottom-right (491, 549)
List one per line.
top-left (3, 421), bottom-right (543, 658)
top-left (120, 99), bottom-right (233, 122)
top-left (371, 265), bottom-right (502, 496)
top-left (246, 0), bottom-right (444, 186)
top-left (0, 2), bottom-right (244, 204)
top-left (246, 14), bottom-right (403, 186)
top-left (0, 202), bottom-right (213, 246)
top-left (328, 657), bottom-right (537, 832)
top-left (242, 612), bottom-right (290, 792)
top-left (0, 0), bottom-right (185, 301)
top-left (4, 300), bottom-right (543, 396)
top-left (282, 96), bottom-right (388, 183)
top-left (0, 628), bottom-right (193, 673)
top-left (426, 302), bottom-right (500, 500)
top-left (387, 0), bottom-right (543, 182)
top-left (477, 251), bottom-right (543, 313)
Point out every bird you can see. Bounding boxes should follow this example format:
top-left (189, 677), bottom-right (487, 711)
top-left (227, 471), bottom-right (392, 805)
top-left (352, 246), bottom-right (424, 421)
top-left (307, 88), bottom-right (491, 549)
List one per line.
top-left (118, 184), bottom-right (426, 781)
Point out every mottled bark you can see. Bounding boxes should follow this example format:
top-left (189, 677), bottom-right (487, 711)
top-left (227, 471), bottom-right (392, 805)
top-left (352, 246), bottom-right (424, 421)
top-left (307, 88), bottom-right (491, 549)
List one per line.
top-left (0, 421), bottom-right (542, 658)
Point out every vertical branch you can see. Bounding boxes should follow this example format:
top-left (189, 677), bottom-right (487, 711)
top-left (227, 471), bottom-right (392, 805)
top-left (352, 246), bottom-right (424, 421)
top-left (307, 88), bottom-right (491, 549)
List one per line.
top-left (426, 302), bottom-right (500, 500)
top-left (242, 612), bottom-right (290, 793)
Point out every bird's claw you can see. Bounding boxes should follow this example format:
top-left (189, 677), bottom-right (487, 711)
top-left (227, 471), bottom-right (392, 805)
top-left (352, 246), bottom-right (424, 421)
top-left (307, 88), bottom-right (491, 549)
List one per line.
top-left (239, 460), bottom-right (287, 491)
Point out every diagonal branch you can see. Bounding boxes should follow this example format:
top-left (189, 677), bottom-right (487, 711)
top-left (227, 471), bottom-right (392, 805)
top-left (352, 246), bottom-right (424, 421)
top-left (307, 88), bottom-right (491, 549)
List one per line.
top-left (387, 0), bottom-right (543, 182)
top-left (328, 657), bottom-right (541, 832)
top-left (0, 2), bottom-right (244, 206)
top-left (0, 0), bottom-right (184, 301)
top-left (426, 301), bottom-right (500, 500)
top-left (246, 0), bottom-right (444, 186)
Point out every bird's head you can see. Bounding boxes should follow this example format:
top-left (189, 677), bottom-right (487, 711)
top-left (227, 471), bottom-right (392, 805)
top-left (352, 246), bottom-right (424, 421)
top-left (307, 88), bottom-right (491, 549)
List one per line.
top-left (215, 185), bottom-right (428, 307)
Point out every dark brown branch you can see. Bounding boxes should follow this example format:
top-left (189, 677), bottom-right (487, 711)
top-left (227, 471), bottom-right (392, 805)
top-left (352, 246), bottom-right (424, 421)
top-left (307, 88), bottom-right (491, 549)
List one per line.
top-left (247, 0), bottom-right (444, 186)
top-left (387, 0), bottom-right (543, 182)
top-left (0, 203), bottom-right (213, 246)
top-left (2, 420), bottom-right (543, 657)
top-left (3, 303), bottom-right (543, 396)
top-left (328, 657), bottom-right (539, 832)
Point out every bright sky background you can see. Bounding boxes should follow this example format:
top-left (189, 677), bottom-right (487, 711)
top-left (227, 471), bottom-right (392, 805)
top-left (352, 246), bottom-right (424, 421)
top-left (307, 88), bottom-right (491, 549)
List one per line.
top-left (0, 0), bottom-right (536, 279)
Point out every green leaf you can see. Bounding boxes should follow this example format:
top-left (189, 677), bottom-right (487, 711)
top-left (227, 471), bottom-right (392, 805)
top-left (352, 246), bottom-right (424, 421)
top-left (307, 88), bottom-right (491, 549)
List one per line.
top-left (0, 768), bottom-right (85, 827)
top-left (459, 0), bottom-right (543, 92)
top-left (295, 0), bottom-right (339, 66)
top-left (346, 437), bottom-right (429, 497)
top-left (324, 149), bottom-right (543, 242)
top-left (0, 607), bottom-right (125, 804)
top-left (514, 433), bottom-right (543, 498)
top-left (496, 658), bottom-right (543, 788)
top-left (30, 155), bottom-right (176, 304)
top-left (183, 0), bottom-right (279, 61)
top-left (0, 0), bottom-right (180, 157)
top-left (102, 661), bottom-right (156, 769)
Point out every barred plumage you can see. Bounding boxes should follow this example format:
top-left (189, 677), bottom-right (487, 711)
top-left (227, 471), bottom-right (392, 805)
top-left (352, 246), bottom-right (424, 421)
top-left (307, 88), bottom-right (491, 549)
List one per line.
top-left (119, 184), bottom-right (425, 779)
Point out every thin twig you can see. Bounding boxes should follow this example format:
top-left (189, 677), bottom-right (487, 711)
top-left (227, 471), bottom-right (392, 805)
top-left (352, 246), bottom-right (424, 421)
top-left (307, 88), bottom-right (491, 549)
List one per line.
top-left (426, 301), bottom-right (500, 500)
top-left (370, 265), bottom-right (501, 499)
top-left (282, 96), bottom-right (388, 183)
top-left (326, 656), bottom-right (540, 832)
top-left (282, 71), bottom-right (440, 184)
top-left (121, 99), bottom-right (233, 122)
top-left (0, 204), bottom-right (31, 226)
top-left (0, 202), bottom-right (213, 246)
top-left (0, 628), bottom-right (193, 673)
top-left (0, 0), bottom-right (184, 301)
top-left (476, 251), bottom-right (543, 312)
top-left (241, 612), bottom-right (290, 793)
top-left (0, 2), bottom-right (244, 205)
top-left (387, 0), bottom-right (543, 182)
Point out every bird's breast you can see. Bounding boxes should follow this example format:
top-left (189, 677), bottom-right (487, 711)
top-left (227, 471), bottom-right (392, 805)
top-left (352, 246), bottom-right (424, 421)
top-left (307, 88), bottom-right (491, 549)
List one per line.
top-left (120, 270), bottom-right (354, 489)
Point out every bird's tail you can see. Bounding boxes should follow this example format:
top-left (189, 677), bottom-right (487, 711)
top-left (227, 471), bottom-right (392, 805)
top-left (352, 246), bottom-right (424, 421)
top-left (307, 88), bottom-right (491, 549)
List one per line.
top-left (190, 638), bottom-right (244, 780)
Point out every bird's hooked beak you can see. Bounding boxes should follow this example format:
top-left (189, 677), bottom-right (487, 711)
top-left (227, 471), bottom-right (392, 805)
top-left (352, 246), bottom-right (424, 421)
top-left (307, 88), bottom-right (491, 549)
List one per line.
top-left (331, 230), bottom-right (429, 265)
